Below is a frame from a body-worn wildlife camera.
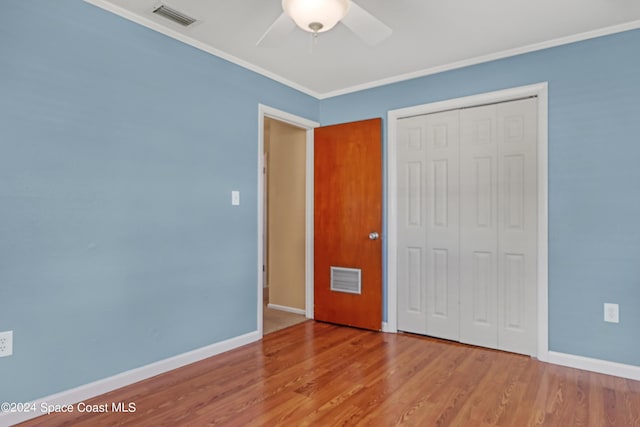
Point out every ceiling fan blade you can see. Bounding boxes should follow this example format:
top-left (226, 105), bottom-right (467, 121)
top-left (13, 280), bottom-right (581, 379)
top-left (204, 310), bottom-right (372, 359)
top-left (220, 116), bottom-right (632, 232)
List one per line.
top-left (341, 1), bottom-right (392, 46)
top-left (256, 12), bottom-right (296, 47)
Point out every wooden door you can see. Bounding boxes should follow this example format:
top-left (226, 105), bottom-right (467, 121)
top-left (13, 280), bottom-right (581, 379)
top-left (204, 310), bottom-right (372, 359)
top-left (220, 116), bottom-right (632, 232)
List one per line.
top-left (314, 118), bottom-right (382, 331)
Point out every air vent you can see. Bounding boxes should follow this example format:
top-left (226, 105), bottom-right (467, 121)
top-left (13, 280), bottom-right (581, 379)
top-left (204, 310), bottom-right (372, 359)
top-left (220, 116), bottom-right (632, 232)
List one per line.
top-left (153, 5), bottom-right (197, 27)
top-left (330, 267), bottom-right (362, 295)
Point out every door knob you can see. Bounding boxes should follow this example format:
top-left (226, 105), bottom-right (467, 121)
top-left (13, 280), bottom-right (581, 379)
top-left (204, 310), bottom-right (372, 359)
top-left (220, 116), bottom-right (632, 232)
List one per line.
top-left (368, 232), bottom-right (380, 240)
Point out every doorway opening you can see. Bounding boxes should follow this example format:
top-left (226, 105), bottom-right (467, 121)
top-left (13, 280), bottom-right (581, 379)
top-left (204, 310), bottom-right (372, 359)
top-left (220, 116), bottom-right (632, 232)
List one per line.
top-left (263, 117), bottom-right (307, 334)
top-left (258, 105), bottom-right (319, 337)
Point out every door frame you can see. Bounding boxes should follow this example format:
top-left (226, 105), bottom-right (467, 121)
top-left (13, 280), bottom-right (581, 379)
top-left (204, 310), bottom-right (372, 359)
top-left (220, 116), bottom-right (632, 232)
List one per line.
top-left (258, 104), bottom-right (319, 337)
top-left (386, 83), bottom-right (549, 361)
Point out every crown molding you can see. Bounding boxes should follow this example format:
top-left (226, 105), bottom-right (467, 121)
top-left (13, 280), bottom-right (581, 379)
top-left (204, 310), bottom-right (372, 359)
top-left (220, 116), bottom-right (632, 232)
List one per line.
top-left (84, 1), bottom-right (640, 100)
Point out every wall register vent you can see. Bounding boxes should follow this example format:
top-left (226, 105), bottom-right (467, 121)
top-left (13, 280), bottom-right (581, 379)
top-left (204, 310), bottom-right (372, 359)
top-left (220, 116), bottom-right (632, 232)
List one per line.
top-left (330, 267), bottom-right (362, 294)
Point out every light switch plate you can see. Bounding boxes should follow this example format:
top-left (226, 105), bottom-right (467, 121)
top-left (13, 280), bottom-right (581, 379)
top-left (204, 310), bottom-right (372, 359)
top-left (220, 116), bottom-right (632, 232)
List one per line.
top-left (231, 190), bottom-right (240, 206)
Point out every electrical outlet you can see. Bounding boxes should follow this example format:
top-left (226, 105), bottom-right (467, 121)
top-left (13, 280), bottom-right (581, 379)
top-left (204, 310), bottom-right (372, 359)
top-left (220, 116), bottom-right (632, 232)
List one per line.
top-left (0, 331), bottom-right (13, 357)
top-left (604, 303), bottom-right (619, 323)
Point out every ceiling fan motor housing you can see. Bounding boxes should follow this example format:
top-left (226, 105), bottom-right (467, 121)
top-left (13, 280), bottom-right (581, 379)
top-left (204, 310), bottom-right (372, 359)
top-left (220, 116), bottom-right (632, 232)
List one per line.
top-left (282, 0), bottom-right (350, 33)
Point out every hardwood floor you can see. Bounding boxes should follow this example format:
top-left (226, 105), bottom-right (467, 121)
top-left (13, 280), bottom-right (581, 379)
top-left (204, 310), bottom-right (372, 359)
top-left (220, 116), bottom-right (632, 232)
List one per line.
top-left (263, 287), bottom-right (307, 335)
top-left (263, 306), bottom-right (307, 335)
top-left (18, 321), bottom-right (640, 426)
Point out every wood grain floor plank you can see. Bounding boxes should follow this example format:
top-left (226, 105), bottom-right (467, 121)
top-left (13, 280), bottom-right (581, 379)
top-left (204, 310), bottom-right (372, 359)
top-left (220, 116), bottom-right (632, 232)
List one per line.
top-left (16, 322), bottom-right (640, 427)
top-left (449, 350), bottom-right (526, 426)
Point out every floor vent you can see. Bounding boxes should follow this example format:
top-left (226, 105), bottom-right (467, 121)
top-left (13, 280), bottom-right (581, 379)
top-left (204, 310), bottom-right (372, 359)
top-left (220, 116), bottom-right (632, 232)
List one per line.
top-left (330, 267), bottom-right (362, 294)
top-left (152, 5), bottom-right (197, 27)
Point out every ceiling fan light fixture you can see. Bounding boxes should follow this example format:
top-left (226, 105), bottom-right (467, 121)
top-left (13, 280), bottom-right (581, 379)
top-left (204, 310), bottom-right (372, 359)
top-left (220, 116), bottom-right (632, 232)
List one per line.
top-left (282, 0), bottom-right (350, 33)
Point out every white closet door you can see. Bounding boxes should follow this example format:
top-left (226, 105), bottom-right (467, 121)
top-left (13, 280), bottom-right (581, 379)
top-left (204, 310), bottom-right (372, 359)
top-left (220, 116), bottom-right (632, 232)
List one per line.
top-left (459, 104), bottom-right (499, 349)
top-left (397, 98), bottom-right (538, 356)
top-left (424, 111), bottom-right (460, 339)
top-left (397, 116), bottom-right (428, 334)
top-left (497, 98), bottom-right (538, 355)
top-left (397, 111), bottom-right (460, 339)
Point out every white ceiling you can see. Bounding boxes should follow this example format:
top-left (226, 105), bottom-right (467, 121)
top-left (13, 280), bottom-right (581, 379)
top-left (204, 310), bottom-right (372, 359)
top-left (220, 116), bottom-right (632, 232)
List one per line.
top-left (87, 0), bottom-right (640, 98)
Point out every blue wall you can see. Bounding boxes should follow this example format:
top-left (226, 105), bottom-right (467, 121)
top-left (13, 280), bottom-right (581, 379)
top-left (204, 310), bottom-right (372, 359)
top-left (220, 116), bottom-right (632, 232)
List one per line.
top-left (0, 0), bottom-right (317, 402)
top-left (319, 29), bottom-right (640, 367)
top-left (2, 0), bottom-right (639, 406)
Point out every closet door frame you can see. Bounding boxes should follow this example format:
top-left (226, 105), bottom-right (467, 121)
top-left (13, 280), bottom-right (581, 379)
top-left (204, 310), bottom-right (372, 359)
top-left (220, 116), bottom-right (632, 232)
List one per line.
top-left (387, 82), bottom-right (549, 361)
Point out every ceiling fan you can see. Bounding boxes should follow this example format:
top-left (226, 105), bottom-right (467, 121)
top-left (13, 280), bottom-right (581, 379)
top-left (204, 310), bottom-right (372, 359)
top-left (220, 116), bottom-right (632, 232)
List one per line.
top-left (257, 0), bottom-right (392, 47)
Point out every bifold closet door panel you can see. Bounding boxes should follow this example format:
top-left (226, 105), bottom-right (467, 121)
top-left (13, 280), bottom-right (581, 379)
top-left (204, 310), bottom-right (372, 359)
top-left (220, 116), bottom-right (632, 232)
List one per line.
top-left (459, 104), bottom-right (499, 349)
top-left (424, 110), bottom-right (460, 340)
top-left (397, 116), bottom-right (429, 335)
top-left (397, 111), bottom-right (461, 340)
top-left (497, 98), bottom-right (538, 356)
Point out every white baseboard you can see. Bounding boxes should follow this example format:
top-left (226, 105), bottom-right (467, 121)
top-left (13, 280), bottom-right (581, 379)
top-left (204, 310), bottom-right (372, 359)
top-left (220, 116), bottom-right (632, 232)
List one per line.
top-left (0, 331), bottom-right (260, 427)
top-left (267, 303), bottom-right (306, 316)
top-left (381, 322), bottom-right (394, 333)
top-left (548, 351), bottom-right (640, 381)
